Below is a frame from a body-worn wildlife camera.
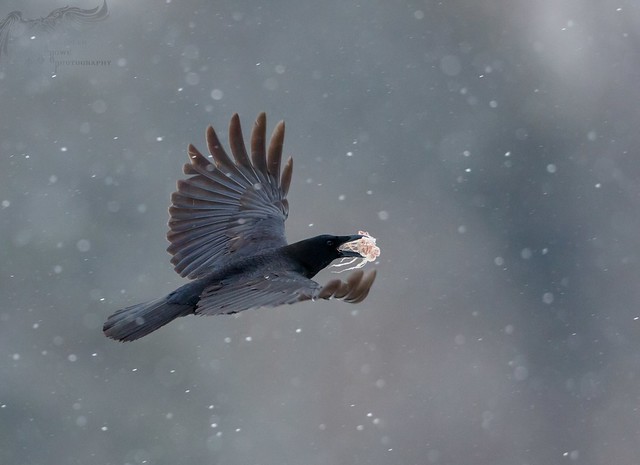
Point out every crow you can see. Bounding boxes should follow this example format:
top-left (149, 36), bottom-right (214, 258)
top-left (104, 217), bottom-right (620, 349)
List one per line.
top-left (103, 113), bottom-right (377, 341)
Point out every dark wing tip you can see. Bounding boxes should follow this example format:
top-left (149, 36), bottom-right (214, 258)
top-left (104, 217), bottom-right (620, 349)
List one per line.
top-left (281, 156), bottom-right (293, 197)
top-left (187, 143), bottom-right (202, 160)
top-left (184, 143), bottom-right (212, 175)
top-left (206, 124), bottom-right (236, 172)
top-left (267, 120), bottom-right (285, 181)
top-left (251, 113), bottom-right (268, 174)
top-left (228, 113), bottom-right (251, 168)
top-left (317, 278), bottom-right (342, 299)
top-left (344, 269), bottom-right (377, 303)
top-left (204, 125), bottom-right (218, 154)
top-left (315, 269), bottom-right (377, 303)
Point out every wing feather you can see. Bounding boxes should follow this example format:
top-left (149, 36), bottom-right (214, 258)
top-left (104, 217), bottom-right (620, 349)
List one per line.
top-left (228, 114), bottom-right (252, 169)
top-left (250, 113), bottom-right (269, 185)
top-left (310, 270), bottom-right (377, 303)
top-left (280, 157), bottom-right (293, 197)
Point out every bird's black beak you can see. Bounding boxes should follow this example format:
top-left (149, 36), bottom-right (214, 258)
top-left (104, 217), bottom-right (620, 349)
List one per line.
top-left (337, 235), bottom-right (364, 258)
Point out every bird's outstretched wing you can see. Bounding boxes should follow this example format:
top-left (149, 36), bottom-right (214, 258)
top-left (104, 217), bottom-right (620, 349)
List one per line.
top-left (167, 113), bottom-right (293, 279)
top-left (195, 269), bottom-right (377, 315)
top-left (309, 269), bottom-right (377, 303)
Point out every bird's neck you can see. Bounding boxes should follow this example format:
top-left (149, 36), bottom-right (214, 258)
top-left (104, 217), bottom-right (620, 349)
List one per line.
top-left (281, 240), bottom-right (330, 278)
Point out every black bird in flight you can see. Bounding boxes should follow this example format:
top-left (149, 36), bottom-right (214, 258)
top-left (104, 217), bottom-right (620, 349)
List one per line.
top-left (104, 113), bottom-right (377, 341)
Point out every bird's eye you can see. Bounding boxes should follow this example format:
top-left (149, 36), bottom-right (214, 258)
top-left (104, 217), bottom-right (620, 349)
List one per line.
top-left (326, 240), bottom-right (334, 247)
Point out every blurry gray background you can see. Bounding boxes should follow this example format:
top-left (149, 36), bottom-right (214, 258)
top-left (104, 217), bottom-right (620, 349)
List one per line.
top-left (1, 1), bottom-right (639, 464)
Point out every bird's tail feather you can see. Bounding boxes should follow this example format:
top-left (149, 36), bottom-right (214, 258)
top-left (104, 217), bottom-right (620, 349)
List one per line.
top-left (103, 296), bottom-right (192, 342)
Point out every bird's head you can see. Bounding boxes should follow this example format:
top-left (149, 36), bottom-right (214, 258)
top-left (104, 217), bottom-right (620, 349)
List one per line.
top-left (286, 234), bottom-right (364, 278)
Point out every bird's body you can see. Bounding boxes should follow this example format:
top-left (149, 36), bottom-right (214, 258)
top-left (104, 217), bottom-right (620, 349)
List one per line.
top-left (103, 113), bottom-right (377, 341)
